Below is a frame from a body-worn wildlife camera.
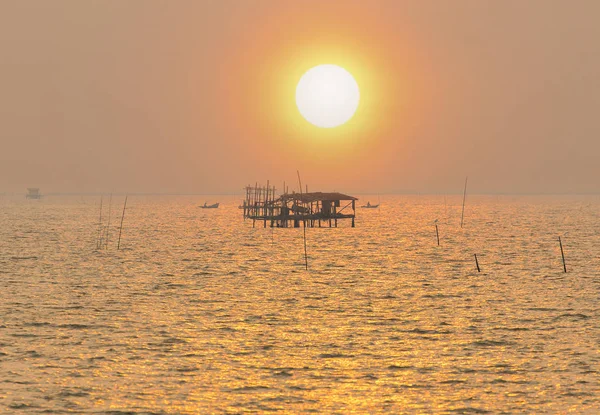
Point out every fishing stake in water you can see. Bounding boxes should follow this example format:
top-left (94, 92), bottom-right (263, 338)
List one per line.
top-left (474, 253), bottom-right (481, 272)
top-left (558, 236), bottom-right (567, 273)
top-left (96, 195), bottom-right (103, 250)
top-left (117, 195), bottom-right (128, 250)
top-left (460, 176), bottom-right (468, 228)
top-left (297, 170), bottom-right (308, 271)
top-left (434, 219), bottom-right (440, 246)
top-left (105, 193), bottom-right (113, 250)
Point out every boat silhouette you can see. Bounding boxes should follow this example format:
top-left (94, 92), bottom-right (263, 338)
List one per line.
top-left (360, 201), bottom-right (379, 208)
top-left (199, 202), bottom-right (219, 209)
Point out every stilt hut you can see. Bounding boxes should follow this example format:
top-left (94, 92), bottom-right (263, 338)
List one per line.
top-left (243, 184), bottom-right (357, 228)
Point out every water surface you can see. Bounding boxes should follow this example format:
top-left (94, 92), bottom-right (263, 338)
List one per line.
top-left (0, 195), bottom-right (598, 413)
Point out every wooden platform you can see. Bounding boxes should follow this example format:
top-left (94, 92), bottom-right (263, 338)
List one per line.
top-left (242, 184), bottom-right (357, 228)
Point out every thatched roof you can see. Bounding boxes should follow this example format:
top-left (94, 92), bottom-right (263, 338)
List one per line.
top-left (282, 192), bottom-right (358, 203)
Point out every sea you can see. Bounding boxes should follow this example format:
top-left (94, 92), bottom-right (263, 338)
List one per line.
top-left (0, 194), bottom-right (598, 414)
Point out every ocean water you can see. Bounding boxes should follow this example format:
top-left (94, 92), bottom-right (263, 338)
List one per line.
top-left (0, 194), bottom-right (598, 414)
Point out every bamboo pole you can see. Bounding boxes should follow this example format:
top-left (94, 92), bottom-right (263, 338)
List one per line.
top-left (96, 195), bottom-right (103, 249)
top-left (297, 171), bottom-right (303, 195)
top-left (264, 181), bottom-right (269, 228)
top-left (254, 182), bottom-right (258, 217)
top-left (242, 187), bottom-right (245, 218)
top-left (435, 224), bottom-right (440, 246)
top-left (117, 195), bottom-right (128, 250)
top-left (334, 203), bottom-right (338, 227)
top-left (297, 170), bottom-right (308, 271)
top-left (559, 236), bottom-right (567, 273)
top-left (474, 253), bottom-right (481, 272)
top-left (105, 193), bottom-right (112, 249)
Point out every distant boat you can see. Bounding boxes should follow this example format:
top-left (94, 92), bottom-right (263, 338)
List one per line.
top-left (26, 188), bottom-right (42, 199)
top-left (360, 201), bottom-right (379, 208)
top-left (199, 202), bottom-right (219, 209)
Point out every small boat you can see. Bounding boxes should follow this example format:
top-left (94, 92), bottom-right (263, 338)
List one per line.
top-left (360, 202), bottom-right (379, 208)
top-left (199, 202), bottom-right (219, 209)
top-left (26, 188), bottom-right (42, 199)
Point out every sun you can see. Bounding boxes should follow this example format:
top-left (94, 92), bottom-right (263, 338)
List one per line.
top-left (295, 64), bottom-right (360, 128)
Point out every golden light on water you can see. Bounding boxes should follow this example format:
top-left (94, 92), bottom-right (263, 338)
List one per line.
top-left (3, 195), bottom-right (600, 413)
top-left (5, 0), bottom-right (600, 413)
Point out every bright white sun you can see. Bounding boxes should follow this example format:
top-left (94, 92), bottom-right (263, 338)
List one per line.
top-left (296, 64), bottom-right (360, 128)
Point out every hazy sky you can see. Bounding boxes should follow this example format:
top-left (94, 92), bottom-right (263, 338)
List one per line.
top-left (2, 1), bottom-right (599, 194)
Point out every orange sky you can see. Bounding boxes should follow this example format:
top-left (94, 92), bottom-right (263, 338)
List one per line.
top-left (2, 1), bottom-right (600, 194)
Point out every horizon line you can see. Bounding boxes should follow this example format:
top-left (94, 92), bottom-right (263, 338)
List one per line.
top-left (3, 191), bottom-right (600, 197)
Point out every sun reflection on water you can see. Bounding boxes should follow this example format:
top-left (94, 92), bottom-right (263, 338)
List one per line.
top-left (0, 195), bottom-right (598, 413)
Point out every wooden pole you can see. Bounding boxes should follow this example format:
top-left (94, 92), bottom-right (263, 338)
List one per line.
top-left (254, 182), bottom-right (258, 217)
top-left (105, 193), bottom-right (112, 249)
top-left (474, 253), bottom-right (481, 272)
top-left (270, 185), bottom-right (275, 227)
top-left (559, 236), bottom-right (567, 273)
top-left (264, 181), bottom-right (269, 228)
top-left (297, 171), bottom-right (303, 195)
top-left (435, 224), bottom-right (440, 246)
top-left (96, 195), bottom-right (103, 249)
top-left (334, 204), bottom-right (337, 227)
top-left (253, 183), bottom-right (257, 227)
top-left (243, 186), bottom-right (248, 219)
top-left (297, 170), bottom-right (308, 271)
top-left (117, 195), bottom-right (128, 250)
top-left (460, 176), bottom-right (468, 228)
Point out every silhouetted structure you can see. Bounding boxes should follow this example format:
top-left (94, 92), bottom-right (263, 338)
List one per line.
top-left (199, 202), bottom-right (219, 209)
top-left (242, 183), bottom-right (357, 228)
top-left (26, 188), bottom-right (42, 199)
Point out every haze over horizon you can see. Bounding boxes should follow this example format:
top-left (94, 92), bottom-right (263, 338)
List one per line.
top-left (2, 1), bottom-right (600, 195)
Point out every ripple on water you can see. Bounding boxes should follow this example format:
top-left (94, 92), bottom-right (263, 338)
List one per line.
top-left (1, 195), bottom-right (599, 414)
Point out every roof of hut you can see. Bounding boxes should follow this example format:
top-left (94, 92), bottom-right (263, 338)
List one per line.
top-left (282, 192), bottom-right (358, 203)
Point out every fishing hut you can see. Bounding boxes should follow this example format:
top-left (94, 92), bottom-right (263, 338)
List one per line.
top-left (26, 188), bottom-right (42, 199)
top-left (242, 183), bottom-right (358, 228)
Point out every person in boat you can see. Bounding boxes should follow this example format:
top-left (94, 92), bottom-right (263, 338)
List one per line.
top-left (366, 201), bottom-right (371, 207)
top-left (203, 202), bottom-right (207, 208)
